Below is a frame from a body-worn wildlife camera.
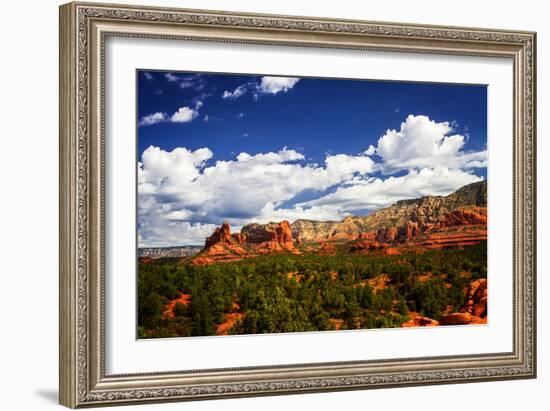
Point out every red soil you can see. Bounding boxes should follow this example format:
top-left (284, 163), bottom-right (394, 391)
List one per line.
top-left (162, 293), bottom-right (191, 319)
top-left (329, 318), bottom-right (344, 330)
top-left (401, 313), bottom-right (440, 327)
top-left (286, 271), bottom-right (304, 283)
top-left (216, 303), bottom-right (244, 335)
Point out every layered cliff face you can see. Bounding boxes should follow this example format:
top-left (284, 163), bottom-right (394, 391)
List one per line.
top-left (291, 219), bottom-right (339, 243)
top-left (438, 206), bottom-right (487, 227)
top-left (291, 180), bottom-right (487, 243)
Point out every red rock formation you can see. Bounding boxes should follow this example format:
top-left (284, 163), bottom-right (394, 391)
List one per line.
top-left (439, 279), bottom-right (488, 325)
top-left (275, 220), bottom-right (293, 248)
top-left (193, 221), bottom-right (251, 265)
top-left (138, 256), bottom-right (154, 264)
top-left (194, 220), bottom-right (297, 265)
top-left (423, 279), bottom-right (488, 326)
top-left (192, 241), bottom-right (250, 265)
top-left (358, 231), bottom-right (377, 240)
top-left (439, 206), bottom-right (487, 228)
top-left (376, 226), bottom-right (398, 243)
top-left (419, 229), bottom-right (487, 249)
top-left (362, 240), bottom-right (379, 251)
top-left (401, 315), bottom-right (440, 327)
top-left (349, 240), bottom-right (383, 253)
top-left (369, 221), bottom-right (422, 245)
top-left (193, 201), bottom-right (488, 266)
top-left (464, 278), bottom-right (488, 318)
top-left (398, 221), bottom-right (421, 242)
top-left (231, 232), bottom-right (245, 245)
top-left (245, 220), bottom-right (296, 253)
top-left (318, 242), bottom-right (336, 255)
top-left (440, 312), bottom-right (486, 325)
top-left (204, 220), bottom-right (232, 248)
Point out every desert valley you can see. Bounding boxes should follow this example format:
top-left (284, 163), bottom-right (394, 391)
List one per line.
top-left (138, 180), bottom-right (488, 338)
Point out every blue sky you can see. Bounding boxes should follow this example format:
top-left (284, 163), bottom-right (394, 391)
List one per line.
top-left (137, 70), bottom-right (487, 247)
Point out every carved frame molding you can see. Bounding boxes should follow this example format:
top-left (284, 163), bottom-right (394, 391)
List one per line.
top-left (59, 2), bottom-right (536, 408)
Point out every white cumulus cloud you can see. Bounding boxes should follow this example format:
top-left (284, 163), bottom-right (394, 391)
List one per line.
top-left (257, 76), bottom-right (300, 94)
top-left (164, 73), bottom-right (179, 82)
top-left (371, 114), bottom-right (487, 172)
top-left (170, 106), bottom-right (199, 123)
top-left (222, 84), bottom-right (248, 100)
top-left (137, 114), bottom-right (487, 246)
top-left (139, 102), bottom-right (203, 126)
top-left (137, 146), bottom-right (375, 246)
top-left (138, 218), bottom-right (217, 248)
top-left (221, 76), bottom-right (300, 101)
top-left (138, 112), bottom-right (166, 126)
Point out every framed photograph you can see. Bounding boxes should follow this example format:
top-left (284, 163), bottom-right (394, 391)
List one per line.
top-left (59, 2), bottom-right (537, 408)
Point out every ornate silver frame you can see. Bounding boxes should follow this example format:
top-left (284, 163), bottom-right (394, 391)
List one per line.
top-left (59, 1), bottom-right (537, 408)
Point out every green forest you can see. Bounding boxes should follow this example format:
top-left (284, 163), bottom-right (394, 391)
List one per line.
top-left (138, 242), bottom-right (487, 338)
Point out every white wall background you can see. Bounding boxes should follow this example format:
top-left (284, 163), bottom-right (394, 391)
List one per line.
top-left (0, 0), bottom-right (546, 410)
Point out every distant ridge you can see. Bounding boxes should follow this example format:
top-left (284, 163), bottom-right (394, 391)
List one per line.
top-left (139, 180), bottom-right (487, 257)
top-left (291, 180), bottom-right (487, 242)
top-left (138, 245), bottom-right (202, 259)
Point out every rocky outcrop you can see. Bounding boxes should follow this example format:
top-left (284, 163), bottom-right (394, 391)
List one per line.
top-left (242, 223), bottom-right (277, 243)
top-left (439, 279), bottom-right (488, 325)
top-left (440, 312), bottom-right (486, 325)
top-left (383, 247), bottom-right (401, 256)
top-left (439, 206), bottom-right (487, 228)
top-left (193, 222), bottom-right (250, 265)
top-left (291, 219), bottom-right (339, 242)
top-left (242, 220), bottom-right (295, 252)
top-left (329, 216), bottom-right (370, 241)
top-left (401, 315), bottom-right (440, 327)
top-left (419, 229), bottom-right (487, 249)
top-left (205, 221), bottom-right (232, 248)
top-left (231, 232), bottom-right (245, 245)
top-left (399, 221), bottom-right (421, 242)
top-left (204, 220), bottom-right (247, 248)
top-left (318, 242), bottom-right (336, 255)
top-left (194, 220), bottom-right (297, 265)
top-left (358, 231), bottom-right (377, 240)
top-left (464, 278), bottom-right (488, 318)
top-left (349, 240), bottom-right (386, 253)
top-left (376, 226), bottom-right (398, 243)
top-left (374, 221), bottom-right (420, 244)
top-left (401, 278), bottom-right (488, 328)
top-left (192, 242), bottom-right (250, 266)
top-left (276, 220), bottom-right (294, 248)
